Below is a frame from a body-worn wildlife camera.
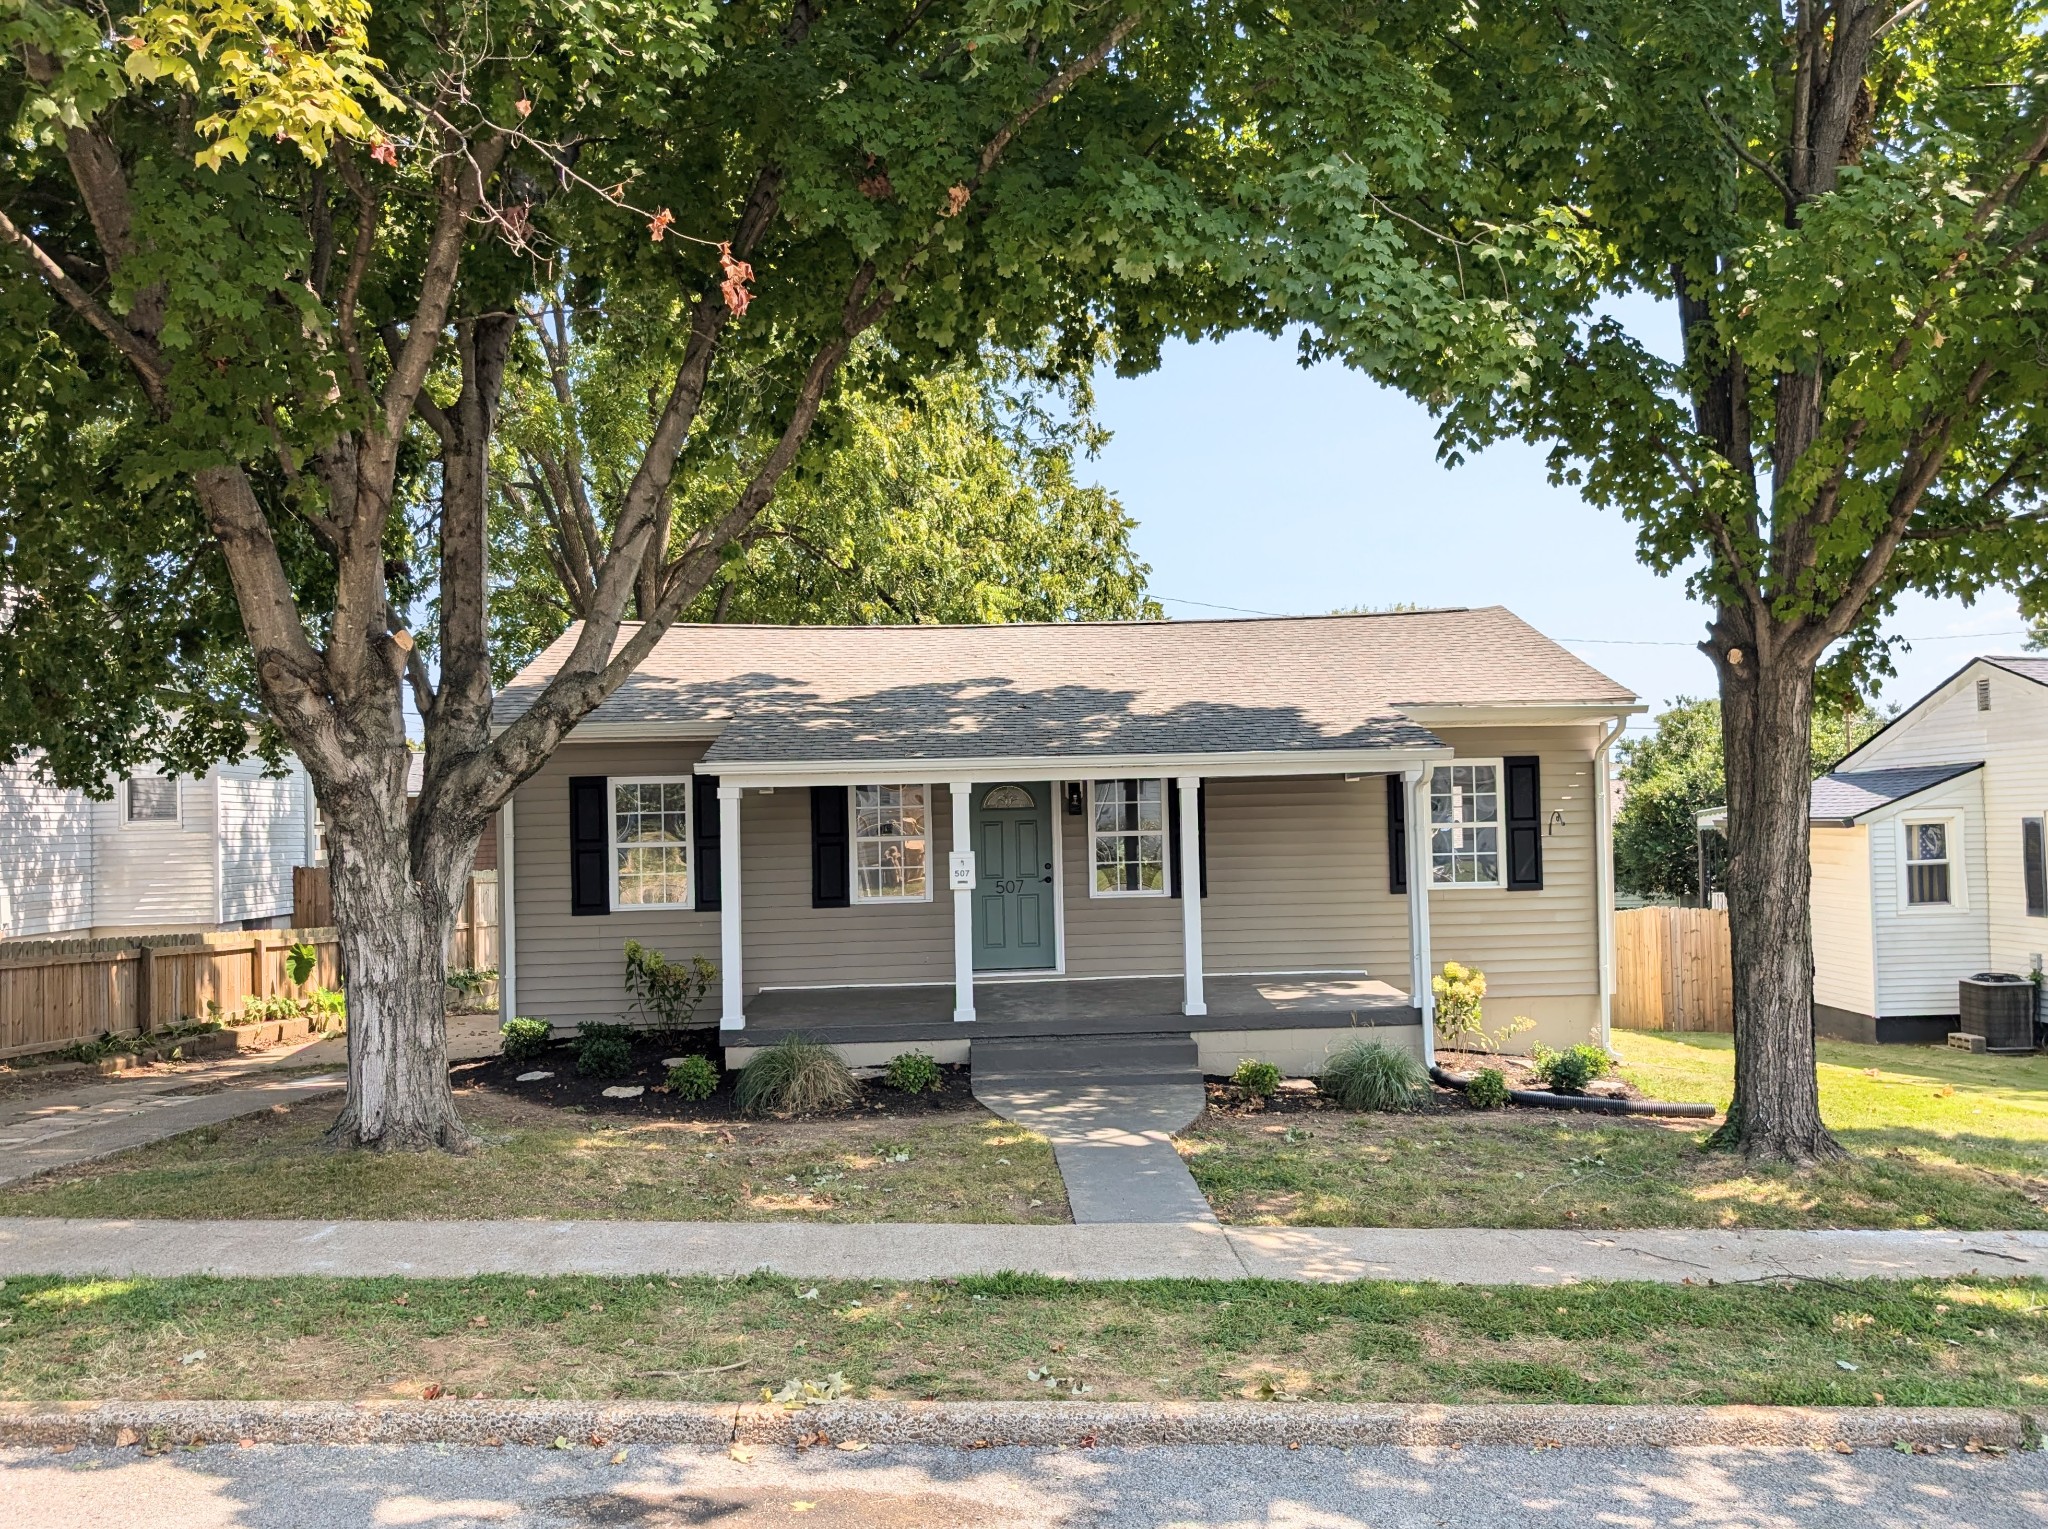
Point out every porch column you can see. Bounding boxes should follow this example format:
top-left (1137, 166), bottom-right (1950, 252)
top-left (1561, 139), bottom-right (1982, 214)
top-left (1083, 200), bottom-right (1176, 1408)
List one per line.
top-left (950, 780), bottom-right (975, 1022)
top-left (1178, 774), bottom-right (1207, 1017)
top-left (718, 785), bottom-right (744, 1031)
top-left (1404, 767), bottom-right (1435, 1064)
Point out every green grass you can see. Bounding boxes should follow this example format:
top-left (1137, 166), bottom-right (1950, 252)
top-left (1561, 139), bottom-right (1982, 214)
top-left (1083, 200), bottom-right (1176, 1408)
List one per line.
top-left (0, 1090), bottom-right (1067, 1224)
top-left (1182, 1033), bottom-right (2048, 1230)
top-left (2, 1272), bottom-right (2042, 1408)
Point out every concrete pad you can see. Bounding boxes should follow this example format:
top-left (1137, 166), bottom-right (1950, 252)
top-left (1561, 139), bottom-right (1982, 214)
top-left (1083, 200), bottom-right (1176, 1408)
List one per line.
top-left (0, 1077), bottom-right (346, 1188)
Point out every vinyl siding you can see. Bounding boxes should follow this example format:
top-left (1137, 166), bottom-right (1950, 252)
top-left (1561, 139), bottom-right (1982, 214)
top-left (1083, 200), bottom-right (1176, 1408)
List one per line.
top-left (1809, 825), bottom-right (1875, 1016)
top-left (0, 760), bottom-right (94, 939)
top-left (89, 772), bottom-right (219, 929)
top-left (1866, 769), bottom-right (1991, 1016)
top-left (217, 757), bottom-right (309, 924)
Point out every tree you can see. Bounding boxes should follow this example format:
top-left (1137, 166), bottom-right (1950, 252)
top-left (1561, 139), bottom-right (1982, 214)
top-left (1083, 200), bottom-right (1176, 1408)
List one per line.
top-left (486, 330), bottom-right (1156, 681)
top-left (1616, 696), bottom-right (1885, 903)
top-left (1313, 2), bottom-right (2048, 1160)
top-left (2, 1), bottom-right (1529, 1148)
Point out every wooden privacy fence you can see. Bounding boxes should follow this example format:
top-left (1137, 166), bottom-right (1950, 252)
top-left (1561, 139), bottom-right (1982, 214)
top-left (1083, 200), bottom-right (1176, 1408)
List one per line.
top-left (293, 865), bottom-right (498, 972)
top-left (1613, 905), bottom-right (1733, 1032)
top-left (0, 928), bottom-right (341, 1061)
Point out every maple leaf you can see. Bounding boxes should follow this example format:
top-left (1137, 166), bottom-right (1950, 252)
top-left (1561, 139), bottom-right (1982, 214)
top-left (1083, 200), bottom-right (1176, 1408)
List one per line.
top-left (648, 208), bottom-right (675, 243)
top-left (718, 241), bottom-right (755, 318)
top-left (515, 98), bottom-right (533, 118)
top-left (944, 184), bottom-right (971, 217)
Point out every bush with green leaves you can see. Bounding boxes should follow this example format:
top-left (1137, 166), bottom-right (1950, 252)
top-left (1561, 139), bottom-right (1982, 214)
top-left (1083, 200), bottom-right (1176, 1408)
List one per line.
top-left (575, 1022), bottom-right (635, 1078)
top-left (284, 940), bottom-right (319, 986)
top-left (623, 940), bottom-right (717, 1034)
top-left (1318, 1041), bottom-right (1430, 1112)
top-left (884, 1050), bottom-right (942, 1094)
top-left (1231, 1058), bottom-right (1282, 1098)
top-left (735, 1036), bottom-right (856, 1116)
top-left (1465, 1067), bottom-right (1510, 1110)
top-left (1531, 1043), bottom-right (1612, 1095)
top-left (500, 1016), bottom-right (553, 1063)
top-left (665, 1055), bottom-right (720, 1100)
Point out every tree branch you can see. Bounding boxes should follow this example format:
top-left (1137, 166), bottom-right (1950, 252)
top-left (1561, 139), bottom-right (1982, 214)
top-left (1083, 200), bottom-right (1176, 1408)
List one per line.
top-left (0, 206), bottom-right (168, 411)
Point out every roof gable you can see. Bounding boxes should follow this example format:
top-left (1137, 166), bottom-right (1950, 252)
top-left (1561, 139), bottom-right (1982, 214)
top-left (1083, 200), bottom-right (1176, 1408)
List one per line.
top-left (1809, 762), bottom-right (1983, 824)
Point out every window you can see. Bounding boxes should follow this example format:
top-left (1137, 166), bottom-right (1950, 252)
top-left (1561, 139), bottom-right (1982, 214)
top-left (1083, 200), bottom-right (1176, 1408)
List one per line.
top-left (853, 784), bottom-right (929, 902)
top-left (2025, 818), bottom-right (2046, 918)
top-left (1091, 778), bottom-right (1168, 895)
top-left (1429, 762), bottom-right (1502, 886)
top-left (1904, 820), bottom-right (1951, 905)
top-left (125, 776), bottom-right (178, 825)
top-left (611, 779), bottom-right (691, 908)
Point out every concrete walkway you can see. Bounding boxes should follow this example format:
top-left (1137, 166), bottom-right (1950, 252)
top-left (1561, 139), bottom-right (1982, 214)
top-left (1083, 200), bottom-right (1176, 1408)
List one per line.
top-left (3, 1217), bottom-right (2042, 1285)
top-left (971, 1033), bottom-right (1213, 1224)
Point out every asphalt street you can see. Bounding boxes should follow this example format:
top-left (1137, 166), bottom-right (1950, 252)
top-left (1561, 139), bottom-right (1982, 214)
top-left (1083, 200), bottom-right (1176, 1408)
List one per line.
top-left (4, 1440), bottom-right (2043, 1527)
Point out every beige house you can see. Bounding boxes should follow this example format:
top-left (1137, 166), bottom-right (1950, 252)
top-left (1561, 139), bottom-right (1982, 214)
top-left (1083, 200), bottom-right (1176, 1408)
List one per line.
top-left (494, 609), bottom-right (1641, 1073)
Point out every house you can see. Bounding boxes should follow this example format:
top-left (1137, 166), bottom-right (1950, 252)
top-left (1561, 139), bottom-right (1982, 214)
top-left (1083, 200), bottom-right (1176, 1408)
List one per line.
top-left (493, 609), bottom-right (1643, 1072)
top-left (1778, 655), bottom-right (2048, 1045)
top-left (0, 754), bottom-right (318, 940)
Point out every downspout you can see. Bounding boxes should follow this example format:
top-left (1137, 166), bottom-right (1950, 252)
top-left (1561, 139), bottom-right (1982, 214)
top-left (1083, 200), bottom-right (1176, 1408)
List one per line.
top-left (1594, 716), bottom-right (1628, 1051)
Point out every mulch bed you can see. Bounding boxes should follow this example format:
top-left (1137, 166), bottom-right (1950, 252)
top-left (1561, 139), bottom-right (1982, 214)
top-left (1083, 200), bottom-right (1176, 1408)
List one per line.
top-left (1435, 1048), bottom-right (1645, 1101)
top-left (455, 1032), bottom-right (978, 1122)
top-left (1201, 1048), bottom-right (1643, 1118)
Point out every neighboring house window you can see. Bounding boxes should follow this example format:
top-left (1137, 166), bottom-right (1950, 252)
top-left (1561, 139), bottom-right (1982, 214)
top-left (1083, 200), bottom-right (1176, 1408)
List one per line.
top-left (1904, 821), bottom-right (1952, 906)
top-left (125, 775), bottom-right (178, 825)
top-left (852, 784), bottom-right (930, 902)
top-left (1429, 761), bottom-right (1502, 886)
top-left (611, 778), bottom-right (692, 908)
top-left (313, 809), bottom-right (330, 866)
top-left (1091, 778), bottom-right (1168, 896)
top-left (2025, 818), bottom-right (2046, 918)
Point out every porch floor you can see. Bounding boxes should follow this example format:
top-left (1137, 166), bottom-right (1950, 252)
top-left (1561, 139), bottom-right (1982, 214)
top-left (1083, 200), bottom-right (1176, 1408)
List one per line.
top-left (736, 973), bottom-right (1418, 1046)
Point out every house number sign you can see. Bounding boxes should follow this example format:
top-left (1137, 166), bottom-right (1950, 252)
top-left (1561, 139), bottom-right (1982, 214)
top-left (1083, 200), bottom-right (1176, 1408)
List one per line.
top-left (948, 851), bottom-right (976, 890)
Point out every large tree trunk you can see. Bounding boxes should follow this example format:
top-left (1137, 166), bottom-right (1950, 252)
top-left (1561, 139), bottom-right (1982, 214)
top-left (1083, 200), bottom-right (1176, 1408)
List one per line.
top-left (1710, 619), bottom-right (1845, 1163)
top-left (320, 761), bottom-right (475, 1152)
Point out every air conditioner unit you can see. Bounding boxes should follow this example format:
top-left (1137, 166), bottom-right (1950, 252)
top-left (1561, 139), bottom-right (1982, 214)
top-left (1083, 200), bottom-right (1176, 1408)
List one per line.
top-left (1958, 973), bottom-right (2035, 1053)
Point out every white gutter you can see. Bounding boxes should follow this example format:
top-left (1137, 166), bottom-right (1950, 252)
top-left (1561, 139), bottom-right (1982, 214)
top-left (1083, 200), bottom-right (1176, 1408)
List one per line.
top-left (1594, 715), bottom-right (1628, 1051)
top-left (702, 744), bottom-right (1455, 790)
top-left (498, 798), bottom-right (516, 1022)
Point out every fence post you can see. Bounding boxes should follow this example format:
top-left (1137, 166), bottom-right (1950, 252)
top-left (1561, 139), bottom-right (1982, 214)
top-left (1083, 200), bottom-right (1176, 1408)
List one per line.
top-left (134, 944), bottom-right (154, 1035)
top-left (251, 934), bottom-right (268, 1001)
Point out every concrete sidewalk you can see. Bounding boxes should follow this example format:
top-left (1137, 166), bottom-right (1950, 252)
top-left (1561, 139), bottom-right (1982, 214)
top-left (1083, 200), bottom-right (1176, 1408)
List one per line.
top-left (2, 1217), bottom-right (2042, 1285)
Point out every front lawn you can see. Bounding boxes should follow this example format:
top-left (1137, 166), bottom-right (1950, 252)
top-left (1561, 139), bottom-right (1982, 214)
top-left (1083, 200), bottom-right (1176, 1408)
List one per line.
top-left (2, 1272), bottom-right (2042, 1409)
top-left (0, 1086), bottom-right (1067, 1224)
top-left (1181, 1033), bottom-right (2048, 1230)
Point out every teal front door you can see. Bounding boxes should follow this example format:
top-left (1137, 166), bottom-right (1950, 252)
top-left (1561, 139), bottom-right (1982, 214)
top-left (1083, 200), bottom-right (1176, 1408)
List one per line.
top-left (972, 783), bottom-right (1056, 971)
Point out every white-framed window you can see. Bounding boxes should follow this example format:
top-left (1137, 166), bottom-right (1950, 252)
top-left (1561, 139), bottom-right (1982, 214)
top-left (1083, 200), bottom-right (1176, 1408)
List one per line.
top-left (610, 777), bottom-right (692, 909)
top-left (2024, 816), bottom-right (2046, 918)
top-left (1429, 760), bottom-right (1503, 887)
top-left (1903, 818), bottom-right (1953, 907)
top-left (124, 775), bottom-right (179, 826)
top-left (852, 783), bottom-right (931, 902)
top-left (1089, 777), bottom-right (1169, 897)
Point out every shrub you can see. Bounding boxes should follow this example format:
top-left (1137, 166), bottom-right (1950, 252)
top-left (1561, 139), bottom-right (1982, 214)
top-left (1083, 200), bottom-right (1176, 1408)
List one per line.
top-left (447, 967), bottom-right (499, 1000)
top-left (575, 1022), bottom-right (635, 1078)
top-left (1319, 1041), bottom-right (1430, 1112)
top-left (1531, 1043), bottom-right (1611, 1095)
top-left (500, 1016), bottom-right (552, 1063)
top-left (1231, 1058), bottom-right (1282, 1098)
top-left (884, 1050), bottom-right (942, 1094)
top-left (1430, 960), bottom-right (1487, 1045)
top-left (623, 940), bottom-right (717, 1034)
top-left (666, 1055), bottom-right (720, 1100)
top-left (735, 1036), bottom-right (856, 1116)
top-left (1465, 1067), bottom-right (1511, 1110)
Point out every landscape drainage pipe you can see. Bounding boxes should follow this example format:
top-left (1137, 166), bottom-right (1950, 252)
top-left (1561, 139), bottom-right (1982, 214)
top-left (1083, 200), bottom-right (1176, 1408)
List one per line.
top-left (1430, 1065), bottom-right (1717, 1119)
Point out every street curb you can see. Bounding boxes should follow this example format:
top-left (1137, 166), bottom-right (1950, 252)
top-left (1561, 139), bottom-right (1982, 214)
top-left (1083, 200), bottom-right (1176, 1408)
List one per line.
top-left (0, 1400), bottom-right (2030, 1451)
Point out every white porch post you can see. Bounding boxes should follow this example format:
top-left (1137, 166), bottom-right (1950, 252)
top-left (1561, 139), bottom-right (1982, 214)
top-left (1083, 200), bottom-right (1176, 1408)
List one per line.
top-left (1405, 767), bottom-right (1435, 1065)
top-left (950, 780), bottom-right (975, 1022)
top-left (718, 785), bottom-right (744, 1031)
top-left (1178, 774), bottom-right (1207, 1017)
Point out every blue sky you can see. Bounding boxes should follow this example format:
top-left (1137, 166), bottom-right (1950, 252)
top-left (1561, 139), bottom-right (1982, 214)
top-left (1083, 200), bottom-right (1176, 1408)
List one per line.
top-left (1089, 327), bottom-right (2030, 737)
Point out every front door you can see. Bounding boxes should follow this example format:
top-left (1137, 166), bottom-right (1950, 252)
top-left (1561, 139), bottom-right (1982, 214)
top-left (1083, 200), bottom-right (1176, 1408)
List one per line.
top-left (972, 783), bottom-right (1056, 971)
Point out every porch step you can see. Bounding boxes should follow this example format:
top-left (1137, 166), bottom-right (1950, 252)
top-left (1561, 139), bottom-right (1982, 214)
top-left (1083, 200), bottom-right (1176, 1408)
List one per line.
top-left (969, 1032), bottom-right (1198, 1090)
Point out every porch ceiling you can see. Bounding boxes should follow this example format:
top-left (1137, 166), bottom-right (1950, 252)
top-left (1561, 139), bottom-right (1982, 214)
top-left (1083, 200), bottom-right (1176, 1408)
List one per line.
top-left (737, 973), bottom-right (1419, 1047)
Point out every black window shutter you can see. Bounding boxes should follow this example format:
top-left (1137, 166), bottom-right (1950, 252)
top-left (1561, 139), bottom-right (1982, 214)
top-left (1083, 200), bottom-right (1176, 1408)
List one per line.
top-left (2025, 818), bottom-right (2046, 918)
top-left (1505, 755), bottom-right (1543, 891)
top-left (693, 775), bottom-right (721, 911)
top-left (1169, 782), bottom-right (1208, 899)
top-left (811, 785), bottom-right (849, 908)
top-left (1386, 775), bottom-right (1408, 894)
top-left (569, 776), bottom-right (610, 916)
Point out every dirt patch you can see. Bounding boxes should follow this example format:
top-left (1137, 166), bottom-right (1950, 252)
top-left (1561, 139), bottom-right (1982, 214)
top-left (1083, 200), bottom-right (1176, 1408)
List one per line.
top-left (1436, 1049), bottom-right (1647, 1101)
top-left (462, 1032), bottom-right (974, 1122)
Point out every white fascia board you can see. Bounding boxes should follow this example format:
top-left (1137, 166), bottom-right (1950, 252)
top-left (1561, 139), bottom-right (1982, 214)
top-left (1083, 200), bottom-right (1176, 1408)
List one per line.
top-left (1396, 702), bottom-right (1648, 729)
top-left (700, 745), bottom-right (1455, 789)
top-left (518, 720), bottom-right (728, 743)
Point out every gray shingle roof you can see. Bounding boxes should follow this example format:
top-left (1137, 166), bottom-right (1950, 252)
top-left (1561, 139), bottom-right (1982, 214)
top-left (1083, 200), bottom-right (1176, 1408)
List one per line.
top-left (1985, 655), bottom-right (2048, 687)
top-left (494, 607), bottom-right (1637, 765)
top-left (1809, 762), bottom-right (1982, 823)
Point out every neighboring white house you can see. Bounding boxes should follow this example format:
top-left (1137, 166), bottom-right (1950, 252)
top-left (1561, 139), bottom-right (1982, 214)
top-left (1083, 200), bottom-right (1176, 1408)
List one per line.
top-left (0, 753), bottom-right (320, 940)
top-left (1724, 655), bottom-right (2048, 1044)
